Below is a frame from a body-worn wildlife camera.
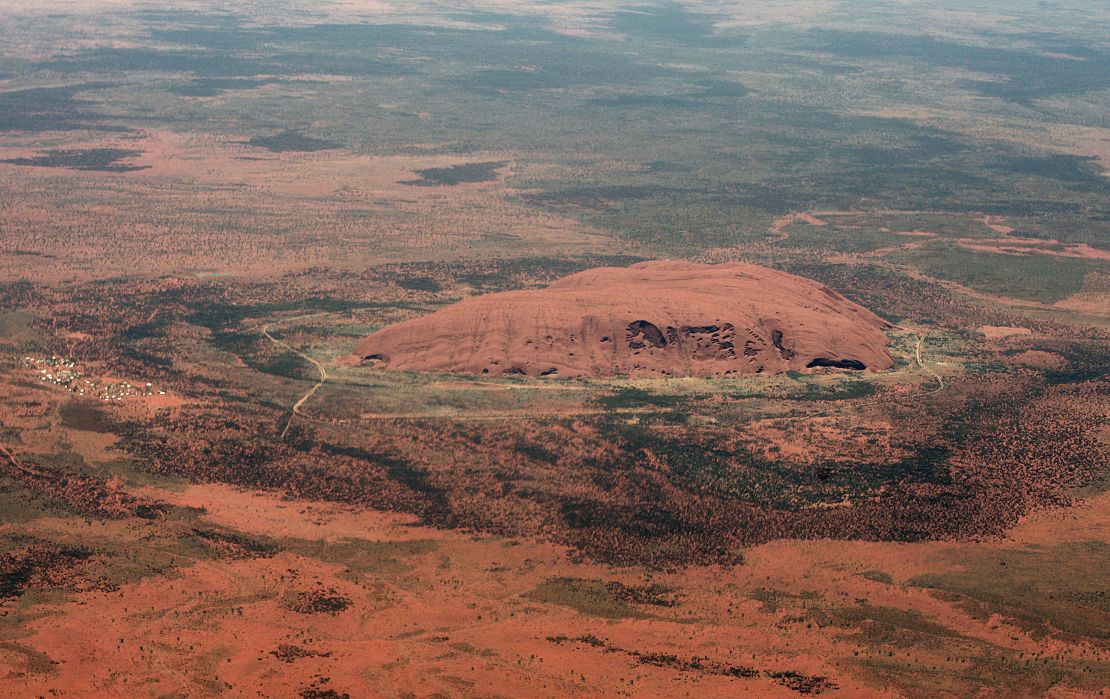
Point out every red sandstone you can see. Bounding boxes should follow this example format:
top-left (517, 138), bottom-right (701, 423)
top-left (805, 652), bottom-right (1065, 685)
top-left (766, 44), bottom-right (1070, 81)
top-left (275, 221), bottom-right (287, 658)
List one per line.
top-left (350, 260), bottom-right (894, 378)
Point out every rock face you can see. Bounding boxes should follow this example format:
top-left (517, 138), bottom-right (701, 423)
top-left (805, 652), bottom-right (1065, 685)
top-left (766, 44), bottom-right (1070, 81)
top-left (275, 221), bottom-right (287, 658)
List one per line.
top-left (351, 260), bottom-right (894, 378)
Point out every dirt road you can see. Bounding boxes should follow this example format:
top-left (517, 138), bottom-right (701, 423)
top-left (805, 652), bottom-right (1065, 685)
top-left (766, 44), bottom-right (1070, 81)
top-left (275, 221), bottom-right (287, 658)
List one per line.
top-left (260, 313), bottom-right (330, 440)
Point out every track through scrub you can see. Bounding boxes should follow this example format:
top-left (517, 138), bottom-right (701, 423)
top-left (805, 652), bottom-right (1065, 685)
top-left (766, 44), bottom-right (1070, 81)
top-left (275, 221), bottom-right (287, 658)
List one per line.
top-left (786, 326), bottom-right (945, 422)
top-left (260, 313), bottom-right (331, 440)
top-left (913, 330), bottom-right (945, 395)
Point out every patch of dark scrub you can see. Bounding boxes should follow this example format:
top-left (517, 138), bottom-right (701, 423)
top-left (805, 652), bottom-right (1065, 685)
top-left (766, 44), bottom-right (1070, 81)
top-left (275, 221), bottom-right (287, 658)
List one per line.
top-left (694, 79), bottom-right (752, 98)
top-left (516, 441), bottom-right (561, 464)
top-left (271, 644), bottom-right (330, 663)
top-left (373, 451), bottom-right (452, 517)
top-left (284, 587), bottom-right (351, 615)
top-left (1, 148), bottom-right (147, 172)
top-left (0, 83), bottom-right (120, 133)
top-left (7, 454), bottom-right (167, 521)
top-left (588, 94), bottom-right (698, 109)
top-left (54, 21), bottom-right (411, 79)
top-left (0, 281), bottom-right (41, 308)
top-left (559, 498), bottom-right (741, 567)
top-left (440, 254), bottom-right (644, 292)
top-left (609, 2), bottom-right (746, 48)
top-left (0, 541), bottom-right (99, 599)
top-left (604, 580), bottom-right (681, 608)
top-left (1039, 341), bottom-right (1110, 384)
top-left (768, 671), bottom-right (838, 694)
top-left (527, 184), bottom-right (681, 209)
top-left (253, 350), bottom-right (313, 381)
top-left (190, 528), bottom-right (278, 559)
top-left (169, 77), bottom-right (284, 97)
top-left (247, 130), bottom-right (339, 152)
top-left (59, 401), bottom-right (117, 433)
top-left (547, 634), bottom-right (760, 681)
top-left (396, 276), bottom-right (442, 292)
top-left (995, 154), bottom-right (1108, 191)
top-left (644, 160), bottom-right (687, 173)
top-left (0, 545), bottom-right (86, 599)
top-left (588, 81), bottom-right (749, 109)
top-left (811, 30), bottom-right (1110, 104)
top-left (120, 346), bottom-right (175, 372)
top-left (300, 441), bottom-right (453, 518)
top-left (43, 47), bottom-right (282, 79)
top-left (401, 161), bottom-right (505, 186)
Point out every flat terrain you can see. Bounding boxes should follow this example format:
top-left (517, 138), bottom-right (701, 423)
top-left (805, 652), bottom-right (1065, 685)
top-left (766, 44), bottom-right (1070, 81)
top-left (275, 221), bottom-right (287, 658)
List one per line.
top-left (0, 1), bottom-right (1107, 697)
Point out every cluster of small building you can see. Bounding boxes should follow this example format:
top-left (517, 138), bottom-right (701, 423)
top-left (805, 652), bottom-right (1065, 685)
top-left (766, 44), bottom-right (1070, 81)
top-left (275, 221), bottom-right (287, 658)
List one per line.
top-left (22, 356), bottom-right (165, 401)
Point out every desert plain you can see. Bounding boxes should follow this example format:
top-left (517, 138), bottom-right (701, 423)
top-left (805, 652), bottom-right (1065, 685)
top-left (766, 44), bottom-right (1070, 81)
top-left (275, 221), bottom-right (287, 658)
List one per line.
top-left (0, 1), bottom-right (1107, 697)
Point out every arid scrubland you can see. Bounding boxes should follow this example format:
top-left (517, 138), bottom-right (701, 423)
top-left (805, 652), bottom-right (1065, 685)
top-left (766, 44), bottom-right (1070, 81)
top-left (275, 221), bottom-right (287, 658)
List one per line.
top-left (0, 1), bottom-right (1107, 697)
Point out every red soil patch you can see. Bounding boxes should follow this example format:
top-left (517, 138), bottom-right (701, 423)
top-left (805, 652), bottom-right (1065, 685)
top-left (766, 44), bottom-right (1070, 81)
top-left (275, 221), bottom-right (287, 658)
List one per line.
top-left (9, 482), bottom-right (1106, 698)
top-left (964, 215), bottom-right (1110, 262)
top-left (770, 212), bottom-right (827, 235)
top-left (349, 260), bottom-right (894, 378)
top-left (956, 238), bottom-right (1110, 261)
top-left (1053, 272), bottom-right (1110, 319)
top-left (979, 215), bottom-right (1015, 236)
top-left (1005, 350), bottom-right (1066, 370)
